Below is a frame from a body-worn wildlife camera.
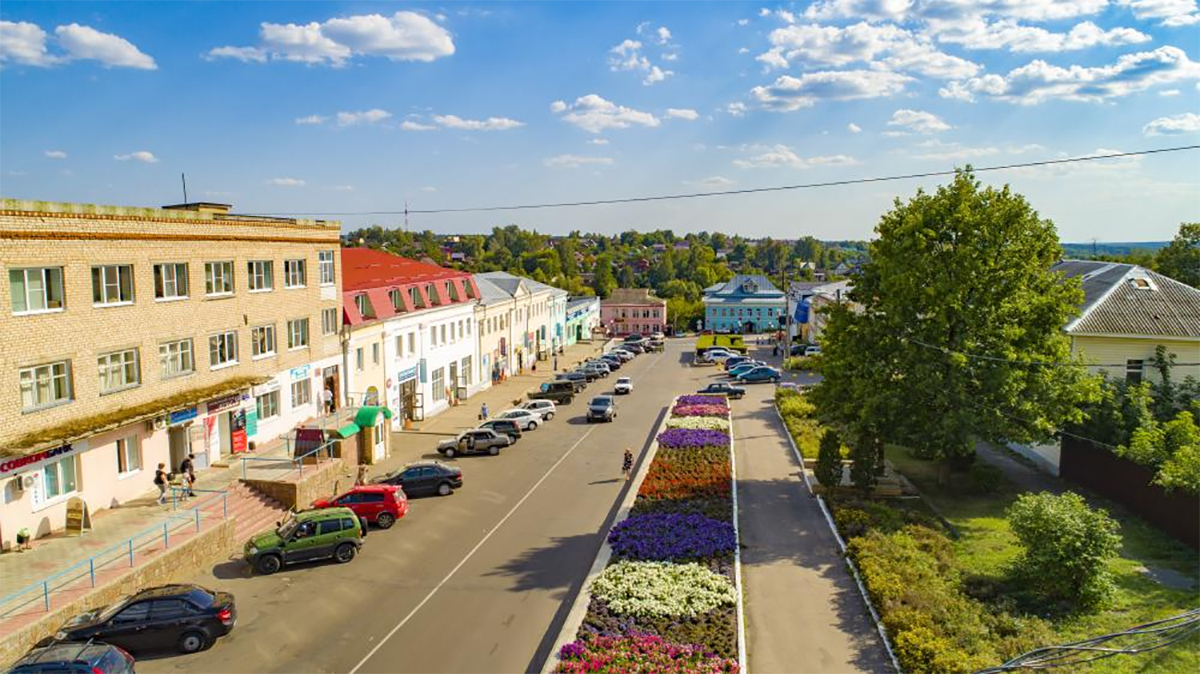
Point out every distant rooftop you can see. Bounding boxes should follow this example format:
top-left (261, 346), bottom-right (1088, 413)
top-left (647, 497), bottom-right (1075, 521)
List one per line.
top-left (341, 247), bottom-right (470, 292)
top-left (0, 198), bottom-right (336, 228)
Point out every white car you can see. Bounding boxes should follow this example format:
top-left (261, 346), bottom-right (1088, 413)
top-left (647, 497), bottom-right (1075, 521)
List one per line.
top-left (498, 409), bottom-right (542, 430)
top-left (609, 350), bottom-right (635, 362)
top-left (651, 332), bottom-right (665, 340)
top-left (704, 349), bottom-right (734, 362)
top-left (520, 399), bottom-right (557, 420)
top-left (803, 345), bottom-right (822, 356)
top-left (614, 377), bottom-right (633, 394)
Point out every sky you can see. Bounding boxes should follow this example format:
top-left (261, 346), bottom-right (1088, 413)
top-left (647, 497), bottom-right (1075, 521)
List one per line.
top-left (1, 1), bottom-right (1198, 242)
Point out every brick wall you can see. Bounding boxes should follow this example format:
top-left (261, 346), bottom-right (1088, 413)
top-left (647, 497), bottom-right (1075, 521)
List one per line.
top-left (241, 458), bottom-right (350, 510)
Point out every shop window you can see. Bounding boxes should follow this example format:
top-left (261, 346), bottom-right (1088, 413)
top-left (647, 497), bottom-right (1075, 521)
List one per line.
top-left (117, 435), bottom-right (141, 476)
top-left (92, 265), bottom-right (135, 306)
top-left (291, 379), bottom-right (311, 408)
top-left (256, 391), bottom-right (280, 419)
top-left (42, 454), bottom-right (78, 501)
top-left (432, 368), bottom-right (445, 401)
top-left (20, 360), bottom-right (73, 410)
top-left (9, 267), bottom-right (65, 314)
top-left (462, 356), bottom-right (473, 385)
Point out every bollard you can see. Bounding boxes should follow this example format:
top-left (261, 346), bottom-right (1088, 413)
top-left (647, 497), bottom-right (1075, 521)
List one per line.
top-left (89, 558), bottom-right (96, 587)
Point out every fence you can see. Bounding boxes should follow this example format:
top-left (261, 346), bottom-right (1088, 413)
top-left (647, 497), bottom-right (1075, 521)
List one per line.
top-left (239, 437), bottom-right (338, 481)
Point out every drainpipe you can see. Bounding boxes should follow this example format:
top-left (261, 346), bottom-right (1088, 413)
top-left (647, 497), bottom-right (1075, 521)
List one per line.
top-left (340, 323), bottom-right (351, 409)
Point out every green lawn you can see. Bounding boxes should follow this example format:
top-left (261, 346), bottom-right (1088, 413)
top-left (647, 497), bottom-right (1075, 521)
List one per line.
top-left (695, 334), bottom-right (746, 354)
top-left (886, 446), bottom-right (1200, 674)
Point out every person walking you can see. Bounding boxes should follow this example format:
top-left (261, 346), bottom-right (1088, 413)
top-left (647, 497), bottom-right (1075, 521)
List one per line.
top-left (154, 463), bottom-right (169, 505)
top-left (622, 448), bottom-right (634, 481)
top-left (480, 402), bottom-right (490, 421)
top-left (553, 355), bottom-right (558, 371)
top-left (355, 463), bottom-right (369, 486)
top-left (322, 386), bottom-right (335, 414)
top-left (179, 453), bottom-right (197, 497)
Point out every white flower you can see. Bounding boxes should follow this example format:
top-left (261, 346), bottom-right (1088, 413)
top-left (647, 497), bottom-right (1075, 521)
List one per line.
top-left (591, 560), bottom-right (736, 618)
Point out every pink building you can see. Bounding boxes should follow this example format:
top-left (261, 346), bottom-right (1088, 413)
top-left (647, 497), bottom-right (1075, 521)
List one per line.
top-left (601, 288), bottom-right (667, 336)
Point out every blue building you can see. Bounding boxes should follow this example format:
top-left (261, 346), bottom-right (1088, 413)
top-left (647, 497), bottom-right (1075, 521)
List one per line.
top-left (702, 274), bottom-right (786, 333)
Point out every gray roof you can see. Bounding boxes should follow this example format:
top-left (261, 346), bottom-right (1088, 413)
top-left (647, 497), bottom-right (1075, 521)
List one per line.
top-left (476, 271), bottom-right (567, 298)
top-left (1055, 260), bottom-right (1200, 338)
top-left (567, 296), bottom-right (598, 310)
top-left (706, 274), bottom-right (784, 298)
top-left (472, 275), bottom-right (514, 305)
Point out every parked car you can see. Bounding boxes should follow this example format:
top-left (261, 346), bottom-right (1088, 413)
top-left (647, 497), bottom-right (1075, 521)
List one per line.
top-left (651, 332), bottom-right (665, 340)
top-left (375, 461), bottom-right (463, 497)
top-left (245, 508), bottom-right (365, 574)
top-left (580, 364), bottom-right (609, 378)
top-left (614, 377), bottom-right (633, 394)
top-left (587, 395), bottom-right (617, 422)
top-left (697, 382), bottom-right (746, 399)
top-left (476, 418), bottom-right (523, 441)
top-left (311, 484), bottom-right (408, 529)
top-left (608, 349), bottom-right (635, 362)
top-left (554, 372), bottom-right (589, 391)
top-left (586, 360), bottom-right (611, 374)
top-left (51, 584), bottom-right (236, 655)
top-left (376, 461), bottom-right (461, 495)
top-left (623, 334), bottom-right (645, 343)
top-left (737, 366), bottom-right (782, 383)
top-left (497, 409), bottom-right (542, 430)
top-left (789, 344), bottom-right (822, 357)
top-left (621, 343), bottom-right (646, 354)
top-left (597, 355), bottom-right (623, 369)
top-left (723, 355), bottom-right (753, 370)
top-left (527, 381), bottom-right (574, 405)
top-left (803, 345), bottom-right (822, 356)
top-left (11, 642), bottom-right (135, 674)
top-left (702, 349), bottom-right (734, 362)
top-left (521, 399), bottom-right (558, 419)
top-left (726, 362), bottom-right (764, 378)
top-left (438, 429), bottom-right (511, 457)
top-left (645, 340), bottom-right (665, 353)
top-left (573, 367), bottom-right (601, 383)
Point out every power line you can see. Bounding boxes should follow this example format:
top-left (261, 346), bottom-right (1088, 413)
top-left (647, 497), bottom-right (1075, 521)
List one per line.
top-left (251, 145), bottom-right (1200, 217)
top-left (904, 337), bottom-right (1200, 369)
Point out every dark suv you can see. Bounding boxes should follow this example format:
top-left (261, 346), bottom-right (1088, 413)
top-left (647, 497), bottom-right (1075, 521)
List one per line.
top-left (477, 418), bottom-right (522, 441)
top-left (51, 584), bottom-right (235, 655)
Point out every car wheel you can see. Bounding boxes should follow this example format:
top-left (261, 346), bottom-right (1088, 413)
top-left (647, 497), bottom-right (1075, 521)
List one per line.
top-left (565, 396), bottom-right (573, 404)
top-left (545, 412), bottom-right (554, 420)
top-left (444, 447), bottom-right (456, 458)
top-left (488, 445), bottom-right (500, 456)
top-left (178, 631), bottom-right (207, 654)
top-left (256, 554), bottom-right (282, 575)
top-left (334, 543), bottom-right (357, 564)
top-left (437, 482), bottom-right (453, 496)
top-left (376, 512), bottom-right (396, 529)
top-left (530, 420), bottom-right (539, 430)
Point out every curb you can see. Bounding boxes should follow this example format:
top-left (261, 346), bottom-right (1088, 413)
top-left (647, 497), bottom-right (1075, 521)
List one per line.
top-left (772, 403), bottom-right (903, 674)
top-left (730, 406), bottom-right (749, 673)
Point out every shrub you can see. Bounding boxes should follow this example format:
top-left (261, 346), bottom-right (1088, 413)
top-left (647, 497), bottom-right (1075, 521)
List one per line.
top-left (831, 499), bottom-right (939, 540)
top-left (968, 464), bottom-right (1003, 494)
top-left (591, 561), bottom-right (737, 619)
top-left (609, 513), bottom-right (737, 562)
top-left (850, 435), bottom-right (879, 494)
top-left (1006, 491), bottom-right (1122, 610)
top-left (776, 389), bottom-right (821, 458)
top-left (555, 635), bottom-right (739, 674)
top-left (815, 428), bottom-right (845, 490)
top-left (666, 417), bottom-right (731, 431)
top-left (657, 428), bottom-right (731, 449)
top-left (833, 508), bottom-right (872, 539)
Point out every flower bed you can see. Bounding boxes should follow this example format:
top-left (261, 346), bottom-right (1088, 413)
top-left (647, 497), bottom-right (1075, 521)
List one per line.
top-left (609, 513), bottom-right (736, 562)
top-left (592, 561), bottom-right (736, 618)
top-left (666, 416), bottom-right (731, 431)
top-left (676, 395), bottom-right (728, 406)
top-left (639, 448), bottom-right (731, 501)
top-left (658, 428), bottom-right (732, 449)
top-left (671, 403), bottom-right (730, 418)
top-left (556, 635), bottom-right (739, 674)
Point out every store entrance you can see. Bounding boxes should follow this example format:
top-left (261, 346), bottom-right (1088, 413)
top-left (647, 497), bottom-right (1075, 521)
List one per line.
top-left (169, 426), bottom-right (191, 473)
top-left (400, 380), bottom-right (417, 420)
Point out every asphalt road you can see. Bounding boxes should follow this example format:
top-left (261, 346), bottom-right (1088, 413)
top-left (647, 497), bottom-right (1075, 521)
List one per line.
top-left (138, 339), bottom-right (716, 674)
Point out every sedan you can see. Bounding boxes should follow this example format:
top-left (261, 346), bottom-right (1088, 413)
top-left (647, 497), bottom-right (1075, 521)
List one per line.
top-left (609, 350), bottom-right (635, 362)
top-left (573, 368), bottom-right (601, 383)
top-left (497, 409), bottom-right (543, 430)
top-left (587, 395), bottom-right (617, 422)
top-left (376, 461), bottom-right (463, 497)
top-left (520, 399), bottom-right (557, 420)
top-left (438, 429), bottom-right (512, 457)
top-left (697, 382), bottom-right (746, 399)
top-left (737, 366), bottom-right (782, 383)
top-left (726, 363), bottom-right (761, 378)
top-left (597, 355), bottom-right (623, 370)
top-left (52, 584), bottom-right (235, 655)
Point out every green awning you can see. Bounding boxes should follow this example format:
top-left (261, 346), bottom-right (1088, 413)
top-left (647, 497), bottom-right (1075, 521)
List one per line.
top-left (332, 423), bottom-right (361, 439)
top-left (354, 406), bottom-right (392, 427)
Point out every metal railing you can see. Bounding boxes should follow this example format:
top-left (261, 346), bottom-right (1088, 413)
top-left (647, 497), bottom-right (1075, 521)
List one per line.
top-left (0, 492), bottom-right (230, 620)
top-left (239, 438), bottom-right (338, 481)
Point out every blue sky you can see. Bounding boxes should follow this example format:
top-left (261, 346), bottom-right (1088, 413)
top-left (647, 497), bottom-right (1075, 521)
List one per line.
top-left (1, 1), bottom-right (1198, 241)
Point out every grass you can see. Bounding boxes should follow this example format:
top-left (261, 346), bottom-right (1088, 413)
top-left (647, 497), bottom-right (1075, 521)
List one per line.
top-left (886, 446), bottom-right (1200, 674)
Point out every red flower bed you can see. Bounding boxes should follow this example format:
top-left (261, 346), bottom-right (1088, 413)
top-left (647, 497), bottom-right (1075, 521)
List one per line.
top-left (638, 447), bottom-right (731, 502)
top-left (556, 634), bottom-right (739, 673)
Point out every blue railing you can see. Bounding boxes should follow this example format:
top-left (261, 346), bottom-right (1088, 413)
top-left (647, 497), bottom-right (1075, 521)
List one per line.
top-left (0, 491), bottom-right (230, 620)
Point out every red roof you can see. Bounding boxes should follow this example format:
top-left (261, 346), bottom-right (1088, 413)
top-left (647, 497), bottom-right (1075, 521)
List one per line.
top-left (341, 248), bottom-right (469, 291)
top-left (339, 248), bottom-right (479, 327)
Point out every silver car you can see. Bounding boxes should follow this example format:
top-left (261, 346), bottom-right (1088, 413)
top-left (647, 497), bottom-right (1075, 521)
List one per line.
top-left (437, 429), bottom-right (510, 457)
top-left (498, 409), bottom-right (543, 430)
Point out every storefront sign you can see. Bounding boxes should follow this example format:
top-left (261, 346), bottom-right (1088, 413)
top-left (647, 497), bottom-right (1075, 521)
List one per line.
top-left (206, 393), bottom-right (242, 415)
top-left (397, 366), bottom-right (418, 383)
top-left (253, 379), bottom-right (281, 396)
top-left (65, 496), bottom-right (92, 535)
top-left (169, 406), bottom-right (198, 425)
top-left (0, 441), bottom-right (86, 477)
top-left (230, 410), bottom-right (248, 454)
top-left (290, 365), bottom-right (311, 381)
top-left (245, 409), bottom-right (258, 438)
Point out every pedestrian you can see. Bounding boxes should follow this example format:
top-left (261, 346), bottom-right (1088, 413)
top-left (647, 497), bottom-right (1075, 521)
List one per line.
top-left (553, 356), bottom-right (558, 371)
top-left (322, 386), bottom-right (335, 414)
top-left (532, 361), bottom-right (537, 373)
top-left (773, 344), bottom-right (779, 357)
top-left (480, 402), bottom-right (490, 421)
top-left (180, 453), bottom-right (197, 497)
top-left (355, 463), bottom-right (369, 486)
top-left (154, 463), bottom-right (168, 505)
top-left (622, 448), bottom-right (634, 481)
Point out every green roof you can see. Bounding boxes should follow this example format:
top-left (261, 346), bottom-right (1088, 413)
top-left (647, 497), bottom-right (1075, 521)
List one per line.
top-left (354, 406), bottom-right (394, 427)
top-left (333, 423), bottom-right (361, 439)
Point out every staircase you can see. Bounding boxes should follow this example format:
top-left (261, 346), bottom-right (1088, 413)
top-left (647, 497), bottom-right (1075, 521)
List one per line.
top-left (198, 482), bottom-right (291, 542)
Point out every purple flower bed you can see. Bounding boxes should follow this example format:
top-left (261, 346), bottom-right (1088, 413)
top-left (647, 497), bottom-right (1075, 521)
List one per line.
top-left (658, 428), bottom-right (731, 449)
top-left (676, 395), bottom-right (728, 406)
top-left (609, 513), bottom-right (737, 561)
top-left (671, 404), bottom-right (731, 418)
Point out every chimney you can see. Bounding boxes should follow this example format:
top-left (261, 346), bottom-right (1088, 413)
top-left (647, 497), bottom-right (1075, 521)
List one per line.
top-left (162, 202), bottom-right (232, 215)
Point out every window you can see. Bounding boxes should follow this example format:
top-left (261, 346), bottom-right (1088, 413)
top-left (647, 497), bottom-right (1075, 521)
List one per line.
top-left (395, 335), bottom-right (404, 358)
top-left (466, 320), bottom-right (472, 335)
top-left (356, 348), bottom-right (364, 371)
top-left (354, 294), bottom-right (372, 318)
top-left (98, 349), bottom-right (140, 393)
top-left (390, 289), bottom-right (403, 312)
top-left (209, 331), bottom-right (238, 368)
top-left (409, 287), bottom-right (423, 308)
top-left (446, 281), bottom-right (459, 301)
top-left (205, 262), bottom-right (234, 296)
top-left (291, 379), bottom-right (311, 408)
top-left (149, 600), bottom-right (193, 620)
top-left (159, 339), bottom-right (194, 379)
top-left (19, 361), bottom-right (72, 410)
top-left (440, 324), bottom-right (447, 344)
top-left (42, 454), bottom-right (77, 500)
top-left (284, 259), bottom-right (307, 288)
top-left (430, 326), bottom-right (437, 347)
top-left (91, 265), bottom-right (134, 305)
top-left (426, 284), bottom-right (439, 305)
top-left (9, 267), bottom-right (65, 314)
top-left (432, 367), bottom-right (445, 401)
top-left (1126, 359), bottom-right (1144, 385)
top-left (117, 435), bottom-right (141, 475)
top-left (251, 325), bottom-right (276, 358)
top-left (462, 356), bottom-right (473, 385)
top-left (407, 333), bottom-right (415, 354)
top-left (112, 603), bottom-right (149, 625)
top-left (256, 390), bottom-right (280, 419)
top-left (318, 519), bottom-right (343, 535)
top-left (464, 282), bottom-right (474, 299)
top-left (322, 307), bottom-right (338, 335)
top-left (248, 260), bottom-right (274, 292)
top-left (288, 318), bottom-right (309, 349)
top-left (318, 250), bottom-right (335, 286)
top-left (372, 343), bottom-right (380, 364)
top-left (153, 263), bottom-right (189, 300)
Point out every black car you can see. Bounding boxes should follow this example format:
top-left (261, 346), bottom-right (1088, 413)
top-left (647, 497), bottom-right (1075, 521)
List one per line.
top-left (10, 642), bottom-right (135, 674)
top-left (697, 382), bottom-right (746, 400)
top-left (52, 585), bottom-right (235, 655)
top-left (376, 461), bottom-right (463, 497)
top-left (597, 355), bottom-right (623, 370)
top-left (477, 419), bottom-right (523, 441)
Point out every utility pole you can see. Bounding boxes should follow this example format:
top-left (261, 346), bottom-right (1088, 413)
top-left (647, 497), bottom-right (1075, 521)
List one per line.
top-left (781, 257), bottom-right (791, 357)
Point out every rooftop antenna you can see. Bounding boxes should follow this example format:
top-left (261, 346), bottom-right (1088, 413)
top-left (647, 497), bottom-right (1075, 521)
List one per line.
top-left (181, 173), bottom-right (189, 203)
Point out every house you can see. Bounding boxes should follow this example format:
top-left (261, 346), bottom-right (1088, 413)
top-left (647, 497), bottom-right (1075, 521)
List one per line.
top-left (601, 289), bottom-right (667, 336)
top-left (565, 296), bottom-right (602, 345)
top-left (702, 274), bottom-right (786, 334)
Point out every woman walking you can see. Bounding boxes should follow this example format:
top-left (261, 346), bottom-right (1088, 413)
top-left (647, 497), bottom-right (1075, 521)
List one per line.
top-left (154, 463), bottom-right (168, 505)
top-left (622, 448), bottom-right (634, 481)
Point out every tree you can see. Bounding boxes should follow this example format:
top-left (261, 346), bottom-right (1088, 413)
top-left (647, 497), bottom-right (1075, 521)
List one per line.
top-left (811, 170), bottom-right (1098, 481)
top-left (815, 429), bottom-right (844, 491)
top-left (593, 254), bottom-right (616, 297)
top-left (850, 432), bottom-right (880, 493)
top-left (1155, 223), bottom-right (1199, 288)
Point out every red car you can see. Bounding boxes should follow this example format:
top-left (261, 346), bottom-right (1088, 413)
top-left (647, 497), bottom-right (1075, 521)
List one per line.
top-left (311, 484), bottom-right (408, 529)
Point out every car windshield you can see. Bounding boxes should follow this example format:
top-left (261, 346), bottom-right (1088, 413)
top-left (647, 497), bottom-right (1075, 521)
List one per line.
top-left (618, 378), bottom-right (630, 383)
top-left (591, 397), bottom-right (612, 405)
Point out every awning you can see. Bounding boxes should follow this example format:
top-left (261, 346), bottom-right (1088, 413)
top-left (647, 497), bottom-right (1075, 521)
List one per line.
top-left (332, 423), bottom-right (361, 439)
top-left (353, 406), bottom-right (394, 428)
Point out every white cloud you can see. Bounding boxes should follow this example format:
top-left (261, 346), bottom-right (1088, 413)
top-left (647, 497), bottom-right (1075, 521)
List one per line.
top-left (666, 107), bottom-right (700, 120)
top-left (1143, 112), bottom-right (1200, 136)
top-left (804, 0), bottom-right (1108, 23)
top-left (420, 186), bottom-right (438, 192)
top-left (610, 28), bottom-right (676, 86)
top-left (543, 154), bottom-right (615, 168)
top-left (694, 176), bottom-right (736, 187)
top-left (1116, 0), bottom-right (1200, 26)
top-left (727, 102), bottom-right (749, 117)
top-left (609, 39), bottom-right (648, 71)
top-left (738, 46), bottom-right (751, 54)
top-left (733, 144), bottom-right (856, 168)
top-left (760, 21), bottom-right (980, 79)
top-left (552, 94), bottom-right (660, 133)
top-left (752, 70), bottom-right (911, 111)
top-left (910, 139), bottom-right (1000, 160)
top-left (401, 120), bottom-right (437, 131)
top-left (887, 108), bottom-right (952, 133)
top-left (804, 0), bottom-right (914, 22)
top-left (929, 19), bottom-right (1149, 53)
top-left (0, 20), bottom-right (156, 69)
top-left (336, 109), bottom-right (392, 126)
top-left (208, 11), bottom-right (454, 66)
top-left (328, 185), bottom-right (356, 191)
top-left (44, 150), bottom-right (68, 159)
top-left (738, 18), bottom-right (751, 26)
top-left (657, 26), bottom-right (673, 44)
top-left (847, 122), bottom-right (863, 133)
top-left (644, 65), bottom-right (673, 85)
top-left (1159, 89), bottom-right (1181, 96)
top-left (295, 114), bottom-right (328, 125)
top-left (0, 21), bottom-right (59, 66)
top-left (114, 151), bottom-right (158, 163)
top-left (588, 138), bottom-right (611, 145)
top-left (267, 177), bottom-right (306, 186)
top-left (940, 46), bottom-right (1200, 105)
top-left (432, 114), bottom-right (524, 131)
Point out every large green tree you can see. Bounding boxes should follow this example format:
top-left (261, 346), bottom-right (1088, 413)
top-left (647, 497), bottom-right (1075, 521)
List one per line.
top-left (1155, 222), bottom-right (1199, 288)
top-left (811, 171), bottom-right (1098, 477)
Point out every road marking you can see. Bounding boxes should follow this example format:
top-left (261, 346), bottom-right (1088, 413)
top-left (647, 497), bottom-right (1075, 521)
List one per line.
top-left (349, 422), bottom-right (601, 674)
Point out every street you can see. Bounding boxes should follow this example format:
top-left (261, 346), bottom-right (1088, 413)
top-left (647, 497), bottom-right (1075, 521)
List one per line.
top-left (138, 339), bottom-right (719, 674)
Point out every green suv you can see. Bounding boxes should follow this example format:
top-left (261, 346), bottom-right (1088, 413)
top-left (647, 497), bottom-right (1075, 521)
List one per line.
top-left (243, 507), bottom-right (365, 575)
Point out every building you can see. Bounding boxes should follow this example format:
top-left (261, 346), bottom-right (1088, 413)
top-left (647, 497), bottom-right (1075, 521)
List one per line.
top-left (1054, 260), bottom-right (1200, 383)
top-left (0, 199), bottom-right (341, 549)
top-left (548, 287), bottom-right (569, 354)
top-left (788, 280), bottom-right (853, 344)
top-left (473, 275), bottom-right (518, 387)
top-left (702, 274), bottom-right (786, 334)
top-left (476, 272), bottom-right (557, 366)
top-left (565, 297), bottom-right (601, 345)
top-left (340, 249), bottom-right (480, 431)
top-left (601, 288), bottom-right (667, 336)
